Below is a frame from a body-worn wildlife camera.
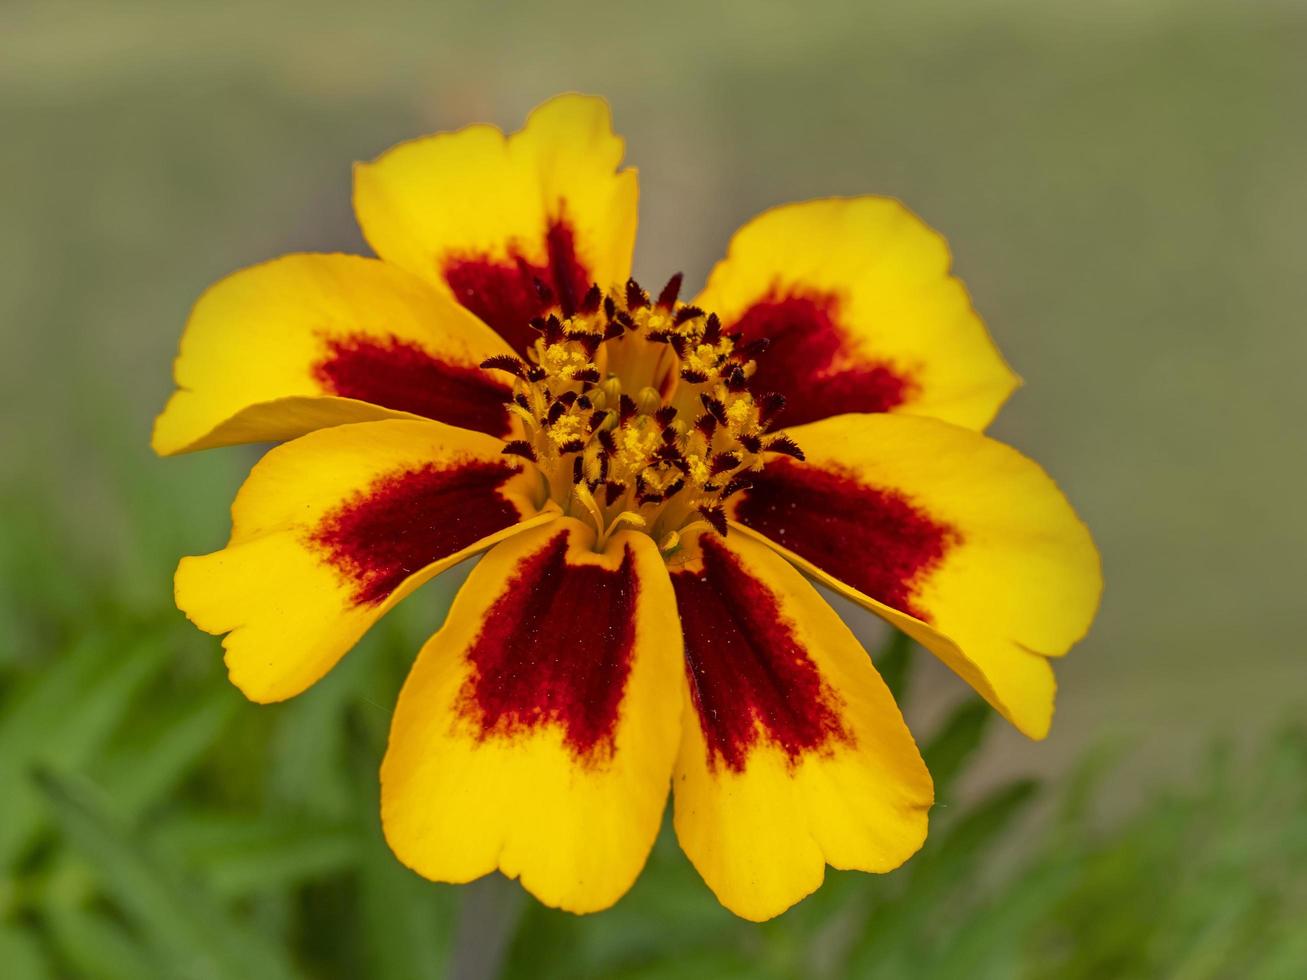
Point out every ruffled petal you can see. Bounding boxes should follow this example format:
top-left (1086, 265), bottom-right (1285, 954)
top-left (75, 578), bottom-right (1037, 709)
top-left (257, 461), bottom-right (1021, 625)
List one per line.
top-left (695, 198), bottom-right (1018, 430)
top-left (728, 413), bottom-right (1102, 739)
top-left (354, 93), bottom-right (637, 356)
top-left (381, 518), bottom-right (681, 914)
top-left (153, 254), bottom-right (517, 455)
top-left (669, 530), bottom-right (932, 921)
top-left (176, 420), bottom-right (551, 702)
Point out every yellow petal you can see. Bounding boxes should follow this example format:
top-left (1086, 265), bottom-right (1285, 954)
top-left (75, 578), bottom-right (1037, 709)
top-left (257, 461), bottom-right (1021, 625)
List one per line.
top-left (153, 253), bottom-right (517, 456)
top-left (669, 530), bottom-right (932, 922)
top-left (354, 93), bottom-right (638, 355)
top-left (176, 419), bottom-right (552, 702)
top-left (381, 518), bottom-right (681, 914)
top-left (728, 413), bottom-right (1102, 739)
top-left (694, 198), bottom-right (1019, 430)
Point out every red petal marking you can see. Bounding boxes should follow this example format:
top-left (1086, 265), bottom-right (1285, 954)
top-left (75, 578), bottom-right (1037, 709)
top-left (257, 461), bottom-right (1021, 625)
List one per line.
top-left (729, 290), bottom-right (917, 427)
top-left (732, 458), bottom-right (958, 622)
top-left (311, 460), bottom-right (522, 606)
top-left (671, 536), bottom-right (851, 772)
top-left (458, 530), bottom-right (639, 761)
top-left (313, 334), bottom-right (513, 438)
top-left (442, 218), bottom-right (591, 356)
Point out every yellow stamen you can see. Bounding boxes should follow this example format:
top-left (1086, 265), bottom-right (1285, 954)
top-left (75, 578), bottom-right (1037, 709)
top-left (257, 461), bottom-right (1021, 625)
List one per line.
top-left (478, 276), bottom-right (803, 551)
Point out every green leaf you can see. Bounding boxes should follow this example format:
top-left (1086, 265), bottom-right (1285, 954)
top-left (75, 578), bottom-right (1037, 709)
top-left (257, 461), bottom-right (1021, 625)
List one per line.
top-left (349, 722), bottom-right (455, 980)
top-left (43, 904), bottom-right (155, 980)
top-left (265, 647), bottom-right (371, 821)
top-left (97, 684), bottom-right (241, 820)
top-left (926, 859), bottom-right (1078, 980)
top-left (34, 768), bottom-right (296, 980)
top-left (0, 922), bottom-right (54, 980)
top-left (921, 697), bottom-right (992, 805)
top-left (920, 779), bottom-right (1041, 889)
top-left (847, 780), bottom-right (1040, 977)
top-left (604, 948), bottom-right (765, 980)
top-left (0, 629), bottom-right (170, 866)
top-left (153, 810), bottom-right (359, 899)
top-left (532, 818), bottom-right (737, 978)
top-left (871, 628), bottom-right (914, 704)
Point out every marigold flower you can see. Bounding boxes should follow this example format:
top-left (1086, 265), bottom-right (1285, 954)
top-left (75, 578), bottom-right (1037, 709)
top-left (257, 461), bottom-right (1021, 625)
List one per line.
top-left (154, 94), bottom-right (1101, 921)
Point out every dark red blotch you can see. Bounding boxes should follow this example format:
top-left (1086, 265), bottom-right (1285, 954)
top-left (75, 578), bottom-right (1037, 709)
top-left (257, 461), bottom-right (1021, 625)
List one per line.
top-left (730, 290), bottom-right (916, 427)
top-left (459, 531), bottom-right (639, 761)
top-left (311, 460), bottom-right (521, 606)
top-left (733, 457), bottom-right (957, 622)
top-left (313, 334), bottom-right (512, 437)
top-left (672, 536), bottom-right (850, 772)
top-left (443, 218), bottom-right (591, 356)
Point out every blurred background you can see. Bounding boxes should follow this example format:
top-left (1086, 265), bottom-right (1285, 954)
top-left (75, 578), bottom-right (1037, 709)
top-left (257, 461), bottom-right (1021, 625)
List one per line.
top-left (2, 1), bottom-right (1305, 977)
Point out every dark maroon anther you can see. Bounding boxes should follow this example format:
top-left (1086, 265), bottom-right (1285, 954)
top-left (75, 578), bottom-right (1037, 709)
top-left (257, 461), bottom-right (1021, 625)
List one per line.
top-left (501, 440), bottom-right (538, 462)
top-left (480, 354), bottom-right (527, 378)
top-left (700, 394), bottom-right (729, 425)
top-left (757, 392), bottom-right (787, 424)
top-left (697, 504), bottom-right (728, 536)
top-left (543, 314), bottom-right (565, 346)
top-left (657, 273), bottom-right (683, 309)
top-left (720, 475), bottom-right (753, 499)
top-left (625, 278), bottom-right (648, 310)
top-left (711, 451), bottom-right (742, 475)
top-left (765, 435), bottom-right (805, 461)
top-left (702, 313), bottom-right (722, 345)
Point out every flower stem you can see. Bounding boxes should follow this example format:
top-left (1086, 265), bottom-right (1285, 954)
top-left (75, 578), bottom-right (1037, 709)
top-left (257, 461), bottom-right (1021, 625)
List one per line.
top-left (449, 874), bottom-right (525, 980)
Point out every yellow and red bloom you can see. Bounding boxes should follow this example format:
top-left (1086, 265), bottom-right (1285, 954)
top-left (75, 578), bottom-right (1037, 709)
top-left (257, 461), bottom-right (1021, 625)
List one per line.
top-left (155, 94), bottom-right (1100, 921)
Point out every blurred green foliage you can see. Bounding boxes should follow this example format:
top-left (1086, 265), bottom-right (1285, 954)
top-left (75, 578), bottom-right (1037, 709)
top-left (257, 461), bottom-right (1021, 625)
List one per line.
top-left (2, 466), bottom-right (1304, 978)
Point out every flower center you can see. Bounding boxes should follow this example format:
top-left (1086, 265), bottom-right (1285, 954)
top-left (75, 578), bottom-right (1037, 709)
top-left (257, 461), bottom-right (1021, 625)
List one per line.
top-left (480, 275), bottom-right (804, 555)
